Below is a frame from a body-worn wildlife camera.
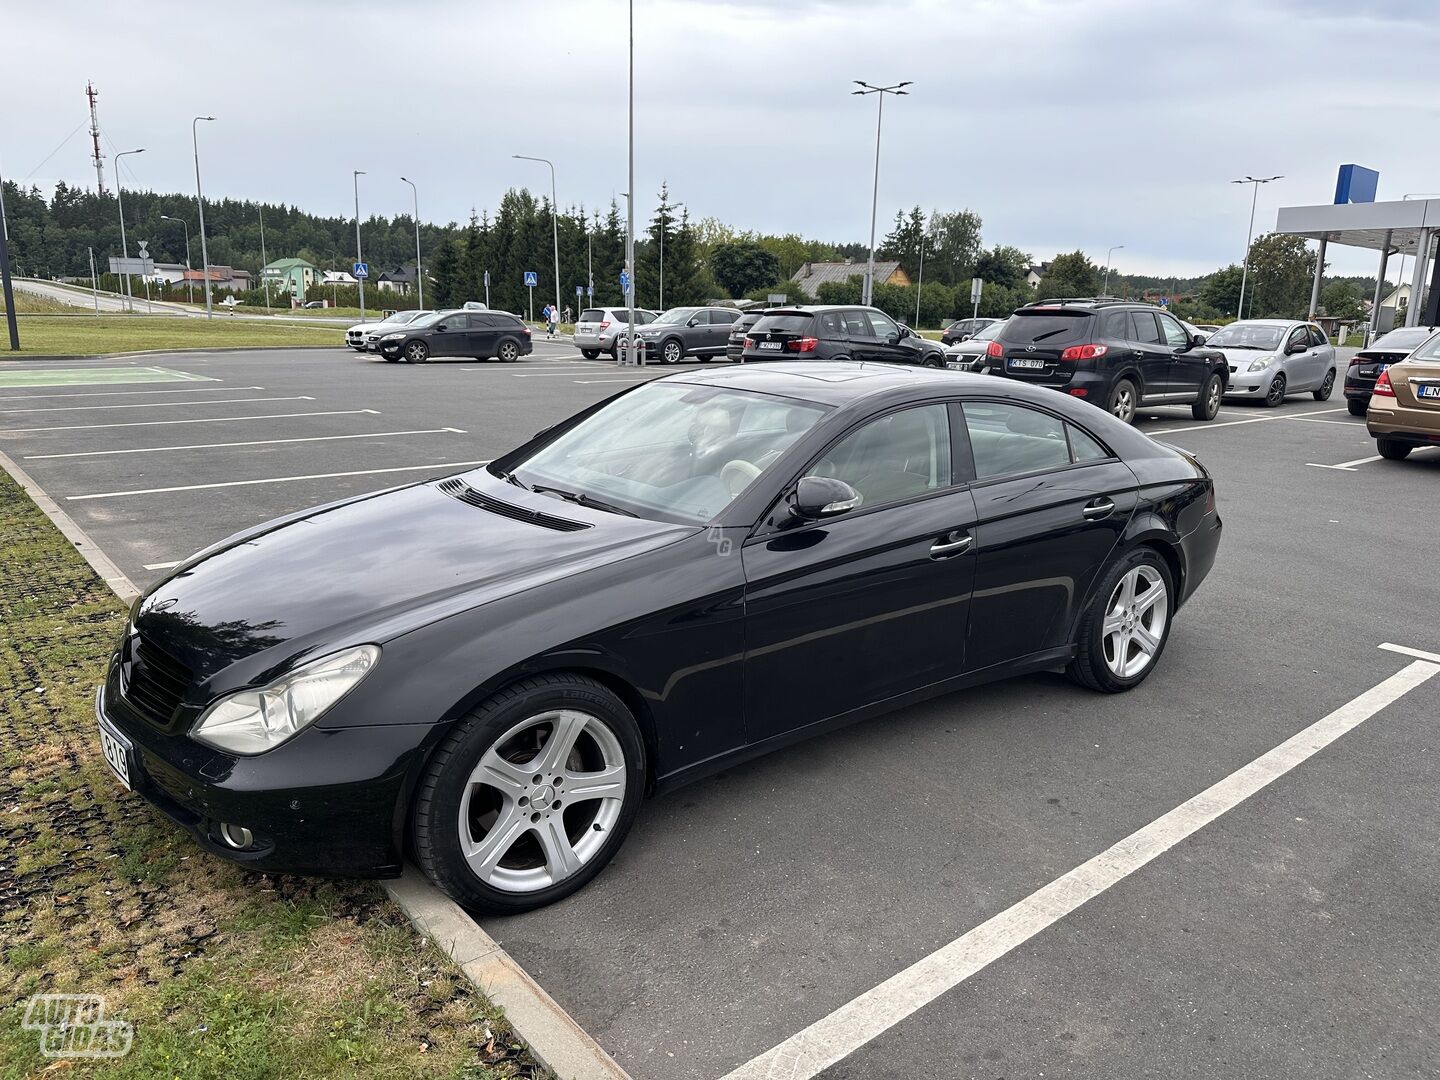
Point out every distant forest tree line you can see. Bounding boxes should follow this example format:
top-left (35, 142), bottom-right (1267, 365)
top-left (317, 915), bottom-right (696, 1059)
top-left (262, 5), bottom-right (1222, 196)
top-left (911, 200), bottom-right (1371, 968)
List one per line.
top-left (0, 179), bottom-right (1384, 326)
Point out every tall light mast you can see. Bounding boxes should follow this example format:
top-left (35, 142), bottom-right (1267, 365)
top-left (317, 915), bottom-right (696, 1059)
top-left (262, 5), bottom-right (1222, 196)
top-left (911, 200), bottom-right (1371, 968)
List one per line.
top-left (87, 82), bottom-right (106, 195)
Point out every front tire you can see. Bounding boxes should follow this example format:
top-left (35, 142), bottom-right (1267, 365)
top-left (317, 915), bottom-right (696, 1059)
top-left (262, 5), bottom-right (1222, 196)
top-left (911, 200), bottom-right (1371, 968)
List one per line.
top-left (1192, 373), bottom-right (1222, 421)
top-left (412, 674), bottom-right (645, 915)
top-left (581, 348), bottom-right (599, 360)
top-left (661, 339), bottom-right (683, 365)
top-left (1264, 372), bottom-right (1286, 407)
top-left (1313, 369), bottom-right (1335, 401)
top-left (1377, 437), bottom-right (1412, 461)
top-left (1108, 377), bottom-right (1138, 424)
top-left (404, 340), bottom-right (429, 364)
top-left (1347, 398), bottom-right (1367, 417)
top-left (1066, 547), bottom-right (1174, 693)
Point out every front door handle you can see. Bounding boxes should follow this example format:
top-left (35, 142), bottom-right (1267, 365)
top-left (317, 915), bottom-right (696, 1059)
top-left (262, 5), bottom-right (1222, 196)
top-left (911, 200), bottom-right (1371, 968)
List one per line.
top-left (930, 531), bottom-right (973, 559)
top-left (1082, 498), bottom-right (1116, 520)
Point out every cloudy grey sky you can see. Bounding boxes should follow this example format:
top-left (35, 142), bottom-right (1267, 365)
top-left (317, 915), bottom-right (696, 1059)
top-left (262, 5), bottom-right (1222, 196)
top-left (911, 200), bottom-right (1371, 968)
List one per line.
top-left (4, 0), bottom-right (1437, 277)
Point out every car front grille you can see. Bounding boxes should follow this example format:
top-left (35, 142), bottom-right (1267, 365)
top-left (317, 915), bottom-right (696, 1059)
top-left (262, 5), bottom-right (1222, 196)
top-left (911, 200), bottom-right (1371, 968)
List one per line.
top-left (122, 634), bottom-right (194, 728)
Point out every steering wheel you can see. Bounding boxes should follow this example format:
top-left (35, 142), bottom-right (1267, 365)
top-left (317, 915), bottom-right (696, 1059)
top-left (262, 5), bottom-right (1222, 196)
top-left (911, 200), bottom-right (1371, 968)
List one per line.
top-left (720, 459), bottom-right (762, 497)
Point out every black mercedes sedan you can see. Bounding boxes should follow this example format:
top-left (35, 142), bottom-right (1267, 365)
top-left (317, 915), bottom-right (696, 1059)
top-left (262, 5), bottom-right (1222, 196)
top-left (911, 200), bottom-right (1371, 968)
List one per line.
top-left (96, 363), bottom-right (1221, 914)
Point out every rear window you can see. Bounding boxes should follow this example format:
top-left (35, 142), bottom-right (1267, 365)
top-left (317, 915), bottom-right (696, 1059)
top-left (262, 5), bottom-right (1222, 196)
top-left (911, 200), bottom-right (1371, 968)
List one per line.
top-left (751, 314), bottom-right (814, 334)
top-left (1371, 328), bottom-right (1434, 352)
top-left (578, 309), bottom-right (605, 322)
top-left (1000, 311), bottom-right (1091, 346)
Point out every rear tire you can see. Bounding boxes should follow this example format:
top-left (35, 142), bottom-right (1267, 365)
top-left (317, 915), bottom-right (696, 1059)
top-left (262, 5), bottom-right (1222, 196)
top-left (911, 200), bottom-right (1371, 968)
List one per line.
top-left (1313, 368), bottom-right (1336, 401)
top-left (411, 674), bottom-right (645, 915)
top-left (1191, 373), bottom-right (1222, 421)
top-left (581, 348), bottom-right (599, 360)
top-left (1347, 398), bottom-right (1367, 417)
top-left (1066, 547), bottom-right (1174, 693)
top-left (1377, 437), bottom-right (1412, 461)
top-left (498, 340), bottom-right (520, 363)
top-left (1108, 378), bottom-right (1138, 424)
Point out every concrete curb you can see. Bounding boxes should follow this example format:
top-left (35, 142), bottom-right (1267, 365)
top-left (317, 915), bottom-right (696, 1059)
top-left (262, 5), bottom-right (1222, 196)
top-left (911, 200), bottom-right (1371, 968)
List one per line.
top-left (0, 346), bottom-right (342, 363)
top-left (0, 447), bottom-right (628, 1080)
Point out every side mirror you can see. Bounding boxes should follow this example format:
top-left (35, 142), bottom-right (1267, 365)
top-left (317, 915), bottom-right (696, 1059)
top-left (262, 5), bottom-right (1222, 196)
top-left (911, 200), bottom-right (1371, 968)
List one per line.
top-left (1287, 342), bottom-right (1305, 354)
top-left (790, 476), bottom-right (862, 521)
top-left (435, 324), bottom-right (448, 332)
top-left (898, 325), bottom-right (911, 339)
top-left (886, 331), bottom-right (901, 344)
top-left (1190, 333), bottom-right (1206, 347)
top-left (688, 317), bottom-right (702, 327)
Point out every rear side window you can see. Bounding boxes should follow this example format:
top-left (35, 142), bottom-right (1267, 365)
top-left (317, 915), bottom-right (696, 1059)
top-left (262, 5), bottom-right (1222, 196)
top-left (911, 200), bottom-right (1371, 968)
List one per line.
top-left (1129, 311), bottom-right (1163, 345)
top-left (819, 312), bottom-right (844, 338)
top-left (1003, 312), bottom-right (1091, 346)
top-left (963, 403), bottom-right (1108, 479)
top-left (1100, 311), bottom-right (1129, 340)
top-left (753, 314), bottom-right (815, 334)
top-left (712, 309), bottom-right (741, 325)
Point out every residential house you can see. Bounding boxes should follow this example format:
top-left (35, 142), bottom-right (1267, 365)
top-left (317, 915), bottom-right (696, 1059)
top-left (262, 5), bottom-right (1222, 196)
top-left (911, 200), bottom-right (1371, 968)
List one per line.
top-left (320, 269), bottom-right (357, 286)
top-left (790, 259), bottom-right (912, 294)
top-left (376, 266), bottom-right (419, 295)
top-left (1025, 263), bottom-right (1048, 288)
top-left (262, 258), bottom-right (320, 301)
top-left (177, 266), bottom-right (251, 292)
top-left (148, 262), bottom-right (189, 286)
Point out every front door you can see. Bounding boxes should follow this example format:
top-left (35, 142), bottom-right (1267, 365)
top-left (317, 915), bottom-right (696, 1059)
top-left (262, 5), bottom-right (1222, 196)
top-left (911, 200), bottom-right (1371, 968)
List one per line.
top-left (1158, 310), bottom-right (1207, 396)
top-left (742, 403), bottom-right (976, 744)
top-left (430, 313), bottom-right (469, 357)
top-left (866, 310), bottom-right (909, 363)
top-left (958, 401), bottom-right (1138, 672)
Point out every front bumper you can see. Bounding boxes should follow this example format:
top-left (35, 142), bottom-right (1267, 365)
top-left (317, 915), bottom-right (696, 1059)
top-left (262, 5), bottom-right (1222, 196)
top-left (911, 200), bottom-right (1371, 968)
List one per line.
top-left (1224, 366), bottom-right (1274, 395)
top-left (94, 667), bottom-right (432, 877)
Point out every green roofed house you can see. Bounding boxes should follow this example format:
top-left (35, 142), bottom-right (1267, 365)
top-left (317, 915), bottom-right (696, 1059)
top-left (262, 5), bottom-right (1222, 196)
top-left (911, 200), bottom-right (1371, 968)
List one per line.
top-left (261, 258), bottom-right (320, 302)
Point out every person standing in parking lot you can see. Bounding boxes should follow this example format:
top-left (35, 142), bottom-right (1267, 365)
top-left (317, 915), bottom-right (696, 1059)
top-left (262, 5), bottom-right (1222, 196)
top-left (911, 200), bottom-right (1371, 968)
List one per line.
top-left (547, 304), bottom-right (559, 339)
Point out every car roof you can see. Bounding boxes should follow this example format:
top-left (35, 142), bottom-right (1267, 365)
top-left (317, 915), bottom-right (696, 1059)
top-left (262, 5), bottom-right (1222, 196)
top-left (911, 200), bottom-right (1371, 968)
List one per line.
top-left (660, 360), bottom-right (1059, 407)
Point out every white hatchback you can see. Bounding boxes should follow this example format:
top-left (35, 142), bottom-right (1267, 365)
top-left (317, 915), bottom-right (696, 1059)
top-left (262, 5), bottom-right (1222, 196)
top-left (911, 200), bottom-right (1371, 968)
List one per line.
top-left (573, 306), bottom-right (659, 359)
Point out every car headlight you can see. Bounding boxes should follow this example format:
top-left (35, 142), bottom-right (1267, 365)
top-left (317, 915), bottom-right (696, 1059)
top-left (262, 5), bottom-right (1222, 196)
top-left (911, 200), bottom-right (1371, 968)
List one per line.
top-left (381, 332), bottom-right (404, 341)
top-left (1247, 355), bottom-right (1275, 372)
top-left (190, 645), bottom-right (380, 755)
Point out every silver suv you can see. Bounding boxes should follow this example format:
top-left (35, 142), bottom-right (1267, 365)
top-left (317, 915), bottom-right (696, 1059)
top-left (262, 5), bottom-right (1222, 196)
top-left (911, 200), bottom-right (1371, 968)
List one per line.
top-left (573, 306), bottom-right (658, 359)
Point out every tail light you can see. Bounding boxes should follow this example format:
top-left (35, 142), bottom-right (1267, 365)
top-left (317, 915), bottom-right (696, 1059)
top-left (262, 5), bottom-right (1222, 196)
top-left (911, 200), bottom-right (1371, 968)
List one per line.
top-left (744, 337), bottom-right (755, 349)
top-left (598, 320), bottom-right (611, 330)
top-left (1372, 369), bottom-right (1395, 397)
top-left (986, 340), bottom-right (1004, 358)
top-left (787, 337), bottom-right (819, 353)
top-left (1058, 344), bottom-right (1108, 361)
top-left (522, 327), bottom-right (532, 337)
top-left (1347, 355), bottom-right (1363, 368)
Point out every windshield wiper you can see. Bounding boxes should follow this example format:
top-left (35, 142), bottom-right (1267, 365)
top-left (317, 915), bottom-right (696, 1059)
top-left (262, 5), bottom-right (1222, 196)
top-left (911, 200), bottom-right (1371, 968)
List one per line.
top-left (1219, 343), bottom-right (1263, 350)
top-left (531, 485), bottom-right (638, 518)
top-left (493, 467), bottom-right (530, 490)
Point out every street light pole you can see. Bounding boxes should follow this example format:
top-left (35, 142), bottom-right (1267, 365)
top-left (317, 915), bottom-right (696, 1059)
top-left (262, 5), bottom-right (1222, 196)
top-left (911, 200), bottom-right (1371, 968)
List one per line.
top-left (512, 155), bottom-right (561, 326)
top-left (400, 176), bottom-right (423, 309)
top-left (258, 205), bottom-right (271, 309)
top-left (626, 0), bottom-right (637, 363)
top-left (353, 170), bottom-right (366, 323)
top-left (1232, 175), bottom-right (1282, 320)
top-left (1102, 244), bottom-right (1124, 295)
top-left (160, 215), bottom-right (192, 304)
top-left (915, 219), bottom-right (926, 327)
top-left (853, 80), bottom-right (910, 308)
top-left (192, 116), bottom-right (215, 318)
top-left (114, 148), bottom-right (145, 313)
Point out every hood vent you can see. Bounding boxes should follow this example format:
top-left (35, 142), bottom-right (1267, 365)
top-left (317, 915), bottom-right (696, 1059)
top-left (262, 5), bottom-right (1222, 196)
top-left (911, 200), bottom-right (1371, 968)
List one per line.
top-left (436, 477), bottom-right (590, 532)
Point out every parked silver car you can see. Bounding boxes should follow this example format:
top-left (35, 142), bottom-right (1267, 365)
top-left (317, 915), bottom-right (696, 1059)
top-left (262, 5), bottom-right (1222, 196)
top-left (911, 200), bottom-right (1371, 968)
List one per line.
top-left (1208, 319), bottom-right (1338, 405)
top-left (943, 318), bottom-right (1009, 371)
top-left (572, 306), bottom-right (659, 359)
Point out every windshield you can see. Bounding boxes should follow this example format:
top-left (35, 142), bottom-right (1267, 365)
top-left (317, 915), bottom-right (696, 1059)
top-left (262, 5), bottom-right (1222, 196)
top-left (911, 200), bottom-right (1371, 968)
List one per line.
top-left (507, 382), bottom-right (828, 524)
top-left (653, 307), bottom-right (700, 325)
top-left (1205, 323), bottom-right (1285, 349)
top-left (1372, 328), bottom-right (1435, 352)
top-left (973, 320), bottom-right (1007, 342)
top-left (404, 311), bottom-right (449, 329)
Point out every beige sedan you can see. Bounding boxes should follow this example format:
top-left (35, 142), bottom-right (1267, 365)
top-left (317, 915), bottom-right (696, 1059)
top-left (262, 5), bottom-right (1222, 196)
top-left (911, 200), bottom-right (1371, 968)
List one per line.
top-left (1366, 332), bottom-right (1440, 460)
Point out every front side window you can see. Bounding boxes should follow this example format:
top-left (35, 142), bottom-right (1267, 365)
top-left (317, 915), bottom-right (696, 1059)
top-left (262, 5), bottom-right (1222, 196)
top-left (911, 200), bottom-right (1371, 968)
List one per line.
top-left (654, 307), bottom-right (700, 325)
top-left (1286, 327), bottom-right (1309, 352)
top-left (437, 314), bottom-right (469, 331)
top-left (806, 404), bottom-right (952, 508)
top-left (688, 310), bottom-right (711, 326)
top-left (964, 403), bottom-right (1075, 480)
top-left (509, 383), bottom-right (828, 524)
top-left (868, 311), bottom-right (900, 340)
top-left (1158, 314), bottom-right (1191, 348)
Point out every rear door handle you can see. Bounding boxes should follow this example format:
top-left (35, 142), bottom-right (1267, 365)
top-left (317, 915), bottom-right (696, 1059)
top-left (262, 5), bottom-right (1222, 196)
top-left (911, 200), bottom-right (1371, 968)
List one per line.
top-left (930, 531), bottom-right (973, 559)
top-left (1082, 498), bottom-right (1116, 520)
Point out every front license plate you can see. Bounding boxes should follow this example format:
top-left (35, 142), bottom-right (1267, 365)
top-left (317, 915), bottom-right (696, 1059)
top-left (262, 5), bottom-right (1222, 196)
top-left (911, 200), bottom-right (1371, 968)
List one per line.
top-left (759, 341), bottom-right (783, 351)
top-left (98, 717), bottom-right (133, 790)
top-left (1009, 357), bottom-right (1045, 370)
top-left (1419, 385), bottom-right (1440, 399)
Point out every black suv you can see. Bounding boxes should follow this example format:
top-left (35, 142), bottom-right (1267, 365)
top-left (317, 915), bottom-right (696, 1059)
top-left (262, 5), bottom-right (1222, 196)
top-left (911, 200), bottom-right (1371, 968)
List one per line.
top-left (982, 299), bottom-right (1227, 423)
top-left (377, 309), bottom-right (534, 364)
top-left (741, 305), bottom-right (947, 366)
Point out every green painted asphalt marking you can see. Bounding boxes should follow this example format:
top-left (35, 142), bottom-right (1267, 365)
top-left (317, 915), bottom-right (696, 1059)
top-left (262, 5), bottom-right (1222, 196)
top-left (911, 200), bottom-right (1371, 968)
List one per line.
top-left (0, 366), bottom-right (217, 389)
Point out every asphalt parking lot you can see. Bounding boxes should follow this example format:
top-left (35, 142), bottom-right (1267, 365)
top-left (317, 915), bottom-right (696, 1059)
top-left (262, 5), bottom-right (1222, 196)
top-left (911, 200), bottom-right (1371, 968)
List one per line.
top-left (4, 345), bottom-right (1438, 1080)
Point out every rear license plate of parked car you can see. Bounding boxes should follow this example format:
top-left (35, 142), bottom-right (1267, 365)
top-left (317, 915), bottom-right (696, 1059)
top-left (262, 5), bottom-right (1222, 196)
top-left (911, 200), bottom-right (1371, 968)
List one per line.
top-left (759, 341), bottom-right (783, 350)
top-left (98, 717), bottom-right (133, 790)
top-left (1009, 357), bottom-right (1045, 370)
top-left (1419, 385), bottom-right (1440, 399)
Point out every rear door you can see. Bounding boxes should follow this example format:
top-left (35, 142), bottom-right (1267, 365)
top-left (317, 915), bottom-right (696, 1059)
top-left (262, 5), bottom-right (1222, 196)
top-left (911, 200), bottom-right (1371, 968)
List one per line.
top-left (1127, 311), bottom-right (1174, 398)
top-left (843, 308), bottom-right (882, 360)
top-left (707, 309), bottom-right (739, 354)
top-left (468, 314), bottom-right (502, 357)
top-left (959, 401), bottom-right (1139, 671)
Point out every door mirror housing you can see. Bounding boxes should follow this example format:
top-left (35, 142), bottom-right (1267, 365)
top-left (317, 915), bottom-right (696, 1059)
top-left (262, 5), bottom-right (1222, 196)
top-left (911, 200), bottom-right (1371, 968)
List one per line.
top-left (688, 316), bottom-right (703, 327)
top-left (789, 476), bottom-right (862, 521)
top-left (1286, 342), bottom-right (1306, 354)
top-left (1190, 333), bottom-right (1206, 347)
top-left (898, 325), bottom-right (911, 339)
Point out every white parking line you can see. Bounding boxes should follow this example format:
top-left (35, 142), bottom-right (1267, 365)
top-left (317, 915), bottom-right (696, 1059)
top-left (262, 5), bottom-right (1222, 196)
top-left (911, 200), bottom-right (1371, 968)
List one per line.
top-left (67, 460), bottom-right (486, 501)
top-left (1147, 407), bottom-right (1347, 435)
top-left (0, 409), bottom-right (379, 435)
top-left (24, 428), bottom-right (467, 460)
top-left (1380, 642), bottom-right (1440, 664)
top-left (0, 395), bottom-right (312, 414)
top-left (0, 386), bottom-right (264, 401)
top-left (1307, 454), bottom-right (1383, 471)
top-left (720, 652), bottom-right (1440, 1080)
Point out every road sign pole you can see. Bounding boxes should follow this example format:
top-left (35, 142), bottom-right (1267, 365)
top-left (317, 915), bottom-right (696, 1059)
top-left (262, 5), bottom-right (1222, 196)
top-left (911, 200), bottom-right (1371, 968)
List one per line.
top-left (528, 285), bottom-right (533, 324)
top-left (971, 276), bottom-right (983, 321)
top-left (0, 214), bottom-right (19, 350)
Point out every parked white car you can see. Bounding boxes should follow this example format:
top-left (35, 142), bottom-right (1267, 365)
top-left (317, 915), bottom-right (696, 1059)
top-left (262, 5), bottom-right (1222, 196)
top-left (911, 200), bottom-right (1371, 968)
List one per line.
top-left (1207, 319), bottom-right (1338, 405)
top-left (572, 306), bottom-right (659, 359)
top-left (344, 310), bottom-right (429, 350)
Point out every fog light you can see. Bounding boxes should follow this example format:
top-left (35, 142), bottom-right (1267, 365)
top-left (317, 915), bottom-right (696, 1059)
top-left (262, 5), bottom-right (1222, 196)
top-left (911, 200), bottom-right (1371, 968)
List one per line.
top-left (218, 822), bottom-right (254, 850)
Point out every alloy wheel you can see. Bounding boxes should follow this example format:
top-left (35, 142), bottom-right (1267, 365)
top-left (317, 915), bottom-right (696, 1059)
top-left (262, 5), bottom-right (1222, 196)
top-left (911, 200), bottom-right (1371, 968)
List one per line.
top-left (405, 341), bottom-right (428, 363)
top-left (1206, 378), bottom-right (1221, 413)
top-left (1102, 565), bottom-right (1169, 679)
top-left (1111, 384), bottom-right (1136, 423)
top-left (663, 340), bottom-right (682, 364)
top-left (499, 342), bottom-right (519, 362)
top-left (457, 710), bottom-right (627, 893)
top-left (1266, 374), bottom-right (1286, 406)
